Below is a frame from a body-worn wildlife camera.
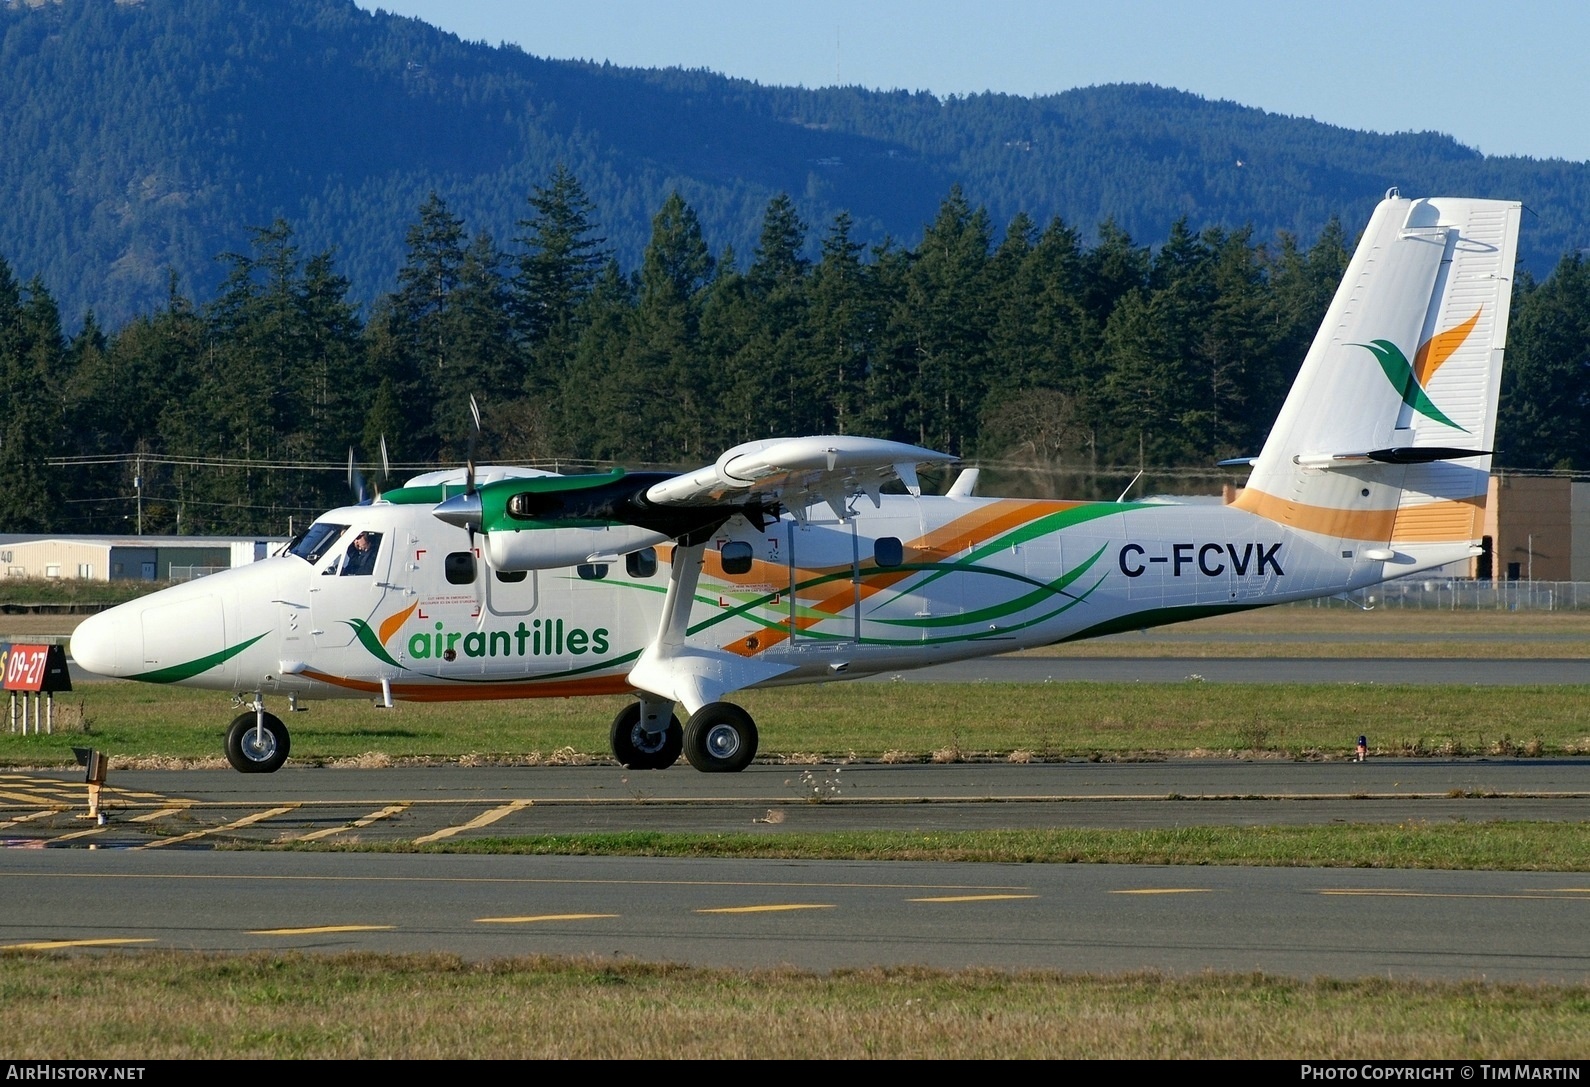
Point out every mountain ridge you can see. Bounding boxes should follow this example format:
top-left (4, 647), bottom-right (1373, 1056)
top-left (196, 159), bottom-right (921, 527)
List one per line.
top-left (1, 0), bottom-right (1585, 328)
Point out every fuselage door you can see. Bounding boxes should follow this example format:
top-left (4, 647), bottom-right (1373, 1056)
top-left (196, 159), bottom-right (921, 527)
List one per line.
top-left (785, 517), bottom-right (861, 646)
top-left (485, 565), bottom-right (539, 616)
top-left (308, 528), bottom-right (393, 648)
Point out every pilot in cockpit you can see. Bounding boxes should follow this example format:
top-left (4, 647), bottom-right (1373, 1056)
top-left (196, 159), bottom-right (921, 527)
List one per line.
top-left (340, 531), bottom-right (380, 576)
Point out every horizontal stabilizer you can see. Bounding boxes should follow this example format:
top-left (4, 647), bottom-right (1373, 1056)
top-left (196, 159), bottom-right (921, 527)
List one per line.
top-left (1292, 447), bottom-right (1492, 469)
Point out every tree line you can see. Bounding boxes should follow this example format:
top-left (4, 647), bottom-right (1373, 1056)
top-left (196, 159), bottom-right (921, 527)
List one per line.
top-left (1, 167), bottom-right (1586, 537)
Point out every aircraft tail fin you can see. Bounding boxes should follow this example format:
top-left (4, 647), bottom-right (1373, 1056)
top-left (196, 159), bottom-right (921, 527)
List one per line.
top-left (1233, 193), bottom-right (1522, 566)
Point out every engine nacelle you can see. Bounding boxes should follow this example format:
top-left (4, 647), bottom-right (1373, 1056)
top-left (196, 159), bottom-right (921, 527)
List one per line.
top-left (434, 468), bottom-right (736, 571)
top-left (484, 523), bottom-right (671, 572)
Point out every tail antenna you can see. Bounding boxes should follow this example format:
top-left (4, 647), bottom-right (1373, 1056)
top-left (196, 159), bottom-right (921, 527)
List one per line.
top-left (1116, 469), bottom-right (1144, 503)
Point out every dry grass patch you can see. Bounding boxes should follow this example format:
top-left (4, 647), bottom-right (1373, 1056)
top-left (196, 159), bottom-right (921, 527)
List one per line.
top-left (0, 953), bottom-right (1584, 1059)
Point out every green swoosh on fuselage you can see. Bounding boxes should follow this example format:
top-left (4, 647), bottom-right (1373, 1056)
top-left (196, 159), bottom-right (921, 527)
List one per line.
top-left (346, 618), bottom-right (405, 669)
top-left (872, 543), bottom-right (1107, 628)
top-left (129, 632), bottom-right (268, 684)
top-left (882, 501), bottom-right (1133, 606)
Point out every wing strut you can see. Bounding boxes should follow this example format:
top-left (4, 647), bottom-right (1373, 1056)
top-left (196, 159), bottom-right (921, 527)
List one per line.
top-left (626, 541), bottom-right (793, 715)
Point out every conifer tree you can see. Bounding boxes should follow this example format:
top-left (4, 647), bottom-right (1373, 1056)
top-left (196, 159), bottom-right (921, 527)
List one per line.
top-left (513, 164), bottom-right (611, 389)
top-left (0, 267), bottom-right (63, 531)
top-left (630, 192), bottom-right (714, 461)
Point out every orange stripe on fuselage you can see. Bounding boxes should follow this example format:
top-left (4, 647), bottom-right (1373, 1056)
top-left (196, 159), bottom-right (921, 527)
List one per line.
top-left (1232, 488), bottom-right (1483, 542)
top-left (1231, 488), bottom-right (1397, 540)
top-left (803, 498), bottom-right (1060, 617)
top-left (302, 669), bottom-right (633, 701)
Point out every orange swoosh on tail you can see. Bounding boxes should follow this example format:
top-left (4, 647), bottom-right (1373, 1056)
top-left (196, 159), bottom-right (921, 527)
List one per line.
top-left (1412, 308), bottom-right (1480, 387)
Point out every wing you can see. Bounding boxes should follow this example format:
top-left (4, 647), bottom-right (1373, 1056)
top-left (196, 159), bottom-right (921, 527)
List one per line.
top-left (432, 435), bottom-right (957, 571)
top-left (643, 435), bottom-right (959, 523)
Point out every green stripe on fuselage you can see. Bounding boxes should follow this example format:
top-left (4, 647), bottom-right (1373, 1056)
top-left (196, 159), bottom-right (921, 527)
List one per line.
top-left (1059, 602), bottom-right (1267, 642)
top-left (129, 633), bottom-right (268, 684)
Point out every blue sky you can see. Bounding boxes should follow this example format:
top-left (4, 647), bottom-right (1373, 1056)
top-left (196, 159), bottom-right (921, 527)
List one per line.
top-left (355, 1), bottom-right (1590, 163)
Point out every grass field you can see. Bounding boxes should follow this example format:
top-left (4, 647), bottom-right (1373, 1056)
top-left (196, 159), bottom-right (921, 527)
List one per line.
top-left (5, 679), bottom-right (1589, 770)
top-left (4, 954), bottom-right (1585, 1059)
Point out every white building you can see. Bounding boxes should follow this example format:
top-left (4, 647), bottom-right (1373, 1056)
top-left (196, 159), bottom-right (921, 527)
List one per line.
top-left (0, 535), bottom-right (287, 582)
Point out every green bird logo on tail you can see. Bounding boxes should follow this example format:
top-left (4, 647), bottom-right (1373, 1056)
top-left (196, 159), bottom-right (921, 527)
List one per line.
top-left (1354, 308), bottom-right (1482, 432)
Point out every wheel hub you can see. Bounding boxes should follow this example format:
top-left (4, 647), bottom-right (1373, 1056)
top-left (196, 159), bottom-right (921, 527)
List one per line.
top-left (631, 726), bottom-right (669, 755)
top-left (240, 728), bottom-right (278, 762)
top-left (704, 724), bottom-right (741, 760)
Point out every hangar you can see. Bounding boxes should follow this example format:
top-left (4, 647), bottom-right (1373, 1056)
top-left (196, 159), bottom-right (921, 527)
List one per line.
top-left (0, 535), bottom-right (286, 582)
top-left (1481, 475), bottom-right (1590, 582)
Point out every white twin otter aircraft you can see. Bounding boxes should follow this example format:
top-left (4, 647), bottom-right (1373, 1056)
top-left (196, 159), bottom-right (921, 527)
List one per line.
top-left (71, 192), bottom-right (1523, 774)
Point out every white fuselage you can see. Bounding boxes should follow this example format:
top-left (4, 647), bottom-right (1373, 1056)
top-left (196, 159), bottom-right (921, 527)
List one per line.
top-left (70, 488), bottom-right (1449, 703)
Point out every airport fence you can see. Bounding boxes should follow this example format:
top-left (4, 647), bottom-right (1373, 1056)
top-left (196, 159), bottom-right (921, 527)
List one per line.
top-left (168, 565), bottom-right (227, 582)
top-left (1296, 579), bottom-right (1590, 611)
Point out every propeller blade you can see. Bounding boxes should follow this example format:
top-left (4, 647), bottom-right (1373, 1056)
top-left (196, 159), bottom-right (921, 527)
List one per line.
top-left (465, 395), bottom-right (482, 498)
top-left (348, 447), bottom-right (370, 504)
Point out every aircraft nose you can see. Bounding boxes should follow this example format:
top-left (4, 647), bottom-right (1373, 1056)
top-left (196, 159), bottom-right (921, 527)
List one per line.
top-left (70, 608), bottom-right (131, 678)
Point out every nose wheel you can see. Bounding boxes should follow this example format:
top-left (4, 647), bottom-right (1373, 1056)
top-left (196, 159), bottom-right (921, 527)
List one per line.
top-left (225, 710), bottom-right (290, 773)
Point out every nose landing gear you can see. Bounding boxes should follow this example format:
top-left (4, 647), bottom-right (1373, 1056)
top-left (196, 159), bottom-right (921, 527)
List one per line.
top-left (224, 698), bottom-right (290, 773)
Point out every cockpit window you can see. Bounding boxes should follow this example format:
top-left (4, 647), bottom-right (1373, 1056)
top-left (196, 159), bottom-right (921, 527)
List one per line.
top-left (338, 531), bottom-right (383, 576)
top-left (288, 522), bottom-right (349, 565)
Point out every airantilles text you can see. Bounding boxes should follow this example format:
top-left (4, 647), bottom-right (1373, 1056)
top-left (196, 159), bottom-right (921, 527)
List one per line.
top-left (408, 619), bottom-right (610, 660)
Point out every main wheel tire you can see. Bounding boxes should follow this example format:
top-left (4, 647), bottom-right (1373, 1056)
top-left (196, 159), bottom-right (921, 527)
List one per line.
top-left (610, 702), bottom-right (683, 769)
top-left (682, 702), bottom-right (758, 773)
top-left (225, 711), bottom-right (290, 773)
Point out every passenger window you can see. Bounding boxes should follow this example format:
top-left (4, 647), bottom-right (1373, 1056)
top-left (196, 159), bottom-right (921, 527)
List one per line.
top-left (445, 551), bottom-right (476, 585)
top-left (626, 548), bottom-right (657, 578)
top-left (874, 537), bottom-right (904, 568)
top-left (494, 568), bottom-right (528, 583)
top-left (577, 563), bottom-right (608, 580)
top-left (720, 541), bottom-right (754, 575)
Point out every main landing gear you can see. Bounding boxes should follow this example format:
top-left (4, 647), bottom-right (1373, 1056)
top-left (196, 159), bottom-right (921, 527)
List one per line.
top-left (608, 698), bottom-right (759, 772)
top-left (225, 701), bottom-right (291, 773)
top-left (609, 701), bottom-right (683, 770)
top-left (683, 702), bottom-right (758, 773)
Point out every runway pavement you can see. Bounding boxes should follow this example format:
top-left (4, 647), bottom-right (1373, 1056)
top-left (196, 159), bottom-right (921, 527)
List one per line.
top-left (3, 847), bottom-right (1586, 982)
top-left (3, 758), bottom-right (1588, 845)
top-left (1, 758), bottom-right (1586, 981)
